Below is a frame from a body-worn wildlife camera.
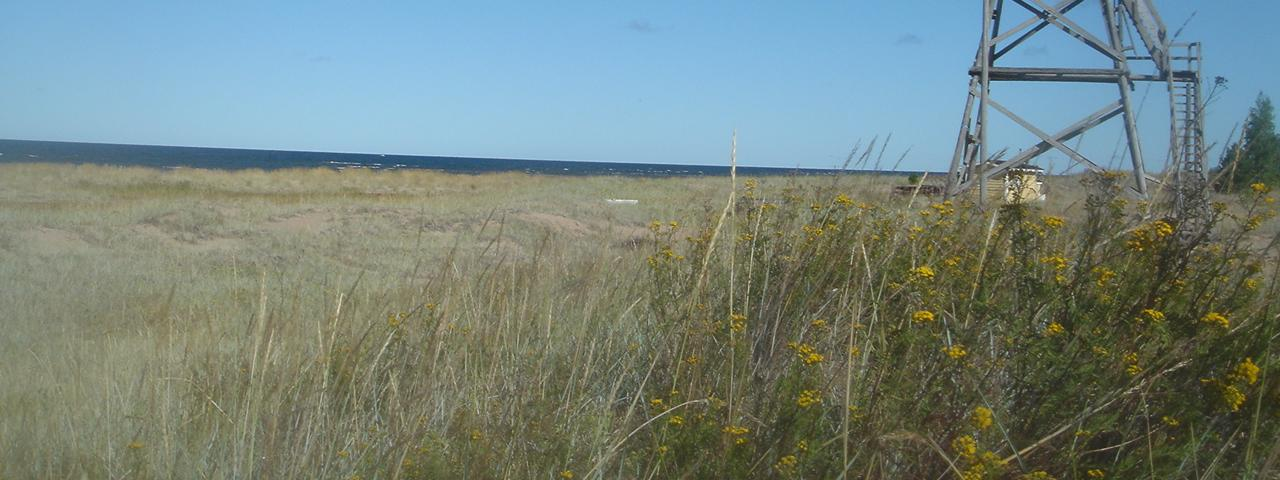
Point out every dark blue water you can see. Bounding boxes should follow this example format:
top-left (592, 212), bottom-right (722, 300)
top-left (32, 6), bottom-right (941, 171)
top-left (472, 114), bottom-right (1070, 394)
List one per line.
top-left (0, 139), bottom-right (917, 177)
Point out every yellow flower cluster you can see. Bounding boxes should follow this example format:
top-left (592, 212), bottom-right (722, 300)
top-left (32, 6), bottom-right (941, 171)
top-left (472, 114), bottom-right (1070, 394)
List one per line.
top-left (1200, 377), bottom-right (1248, 412)
top-left (1020, 471), bottom-right (1056, 480)
top-left (1043, 322), bottom-right (1065, 337)
top-left (1040, 255), bottom-right (1068, 271)
top-left (943, 344), bottom-right (968, 360)
top-left (1231, 358), bottom-right (1260, 385)
top-left (912, 310), bottom-right (935, 323)
top-left (775, 454), bottom-right (798, 471)
top-left (802, 224), bottom-right (825, 240)
top-left (387, 312), bottom-right (408, 328)
top-left (1093, 267), bottom-right (1116, 288)
top-left (790, 342), bottom-right (824, 365)
top-left (560, 469), bottom-right (575, 479)
top-left (730, 313), bottom-right (747, 333)
top-left (1251, 182), bottom-right (1270, 194)
top-left (971, 406), bottom-right (993, 431)
top-left (722, 425), bottom-right (750, 444)
top-left (834, 193), bottom-right (854, 207)
top-left (1126, 220), bottom-right (1175, 252)
top-left (796, 389), bottom-right (822, 408)
top-left (1200, 312), bottom-right (1229, 329)
top-left (1042, 215), bottom-right (1066, 229)
top-left (910, 265), bottom-right (936, 281)
top-left (667, 415), bottom-right (684, 427)
top-left (930, 201), bottom-right (956, 216)
top-left (952, 435), bottom-right (978, 457)
top-left (1123, 352), bottom-right (1141, 376)
top-left (1087, 469), bottom-right (1106, 478)
top-left (1139, 308), bottom-right (1165, 323)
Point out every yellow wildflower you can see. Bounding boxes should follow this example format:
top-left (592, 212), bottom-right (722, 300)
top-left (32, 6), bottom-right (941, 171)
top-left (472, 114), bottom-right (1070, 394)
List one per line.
top-left (910, 265), bottom-right (936, 281)
top-left (1232, 358), bottom-right (1260, 385)
top-left (1139, 308), bottom-right (1165, 323)
top-left (802, 351), bottom-right (824, 365)
top-left (776, 454), bottom-right (798, 471)
top-left (649, 398), bottom-right (665, 410)
top-left (1161, 416), bottom-right (1180, 427)
top-left (943, 344), bottom-right (967, 360)
top-left (1021, 471), bottom-right (1056, 480)
top-left (1251, 182), bottom-right (1269, 194)
top-left (912, 310), bottom-right (936, 323)
top-left (1087, 469), bottom-right (1105, 478)
top-left (128, 441), bottom-right (144, 450)
top-left (971, 406), bottom-right (993, 431)
top-left (792, 342), bottom-right (825, 365)
top-left (1222, 384), bottom-right (1246, 411)
top-left (560, 469), bottom-right (575, 479)
top-left (1040, 255), bottom-right (1068, 270)
top-left (684, 355), bottom-right (699, 366)
top-left (1042, 216), bottom-right (1066, 229)
top-left (723, 425), bottom-right (750, 444)
top-left (835, 193), bottom-right (854, 206)
top-left (1094, 267), bottom-right (1116, 288)
top-left (797, 389), bottom-right (823, 408)
top-left (1201, 312), bottom-right (1229, 329)
top-left (1203, 378), bottom-right (1248, 412)
top-left (951, 435), bottom-right (977, 458)
top-left (668, 415), bottom-right (684, 427)
top-left (1043, 322), bottom-right (1065, 337)
top-left (387, 312), bottom-right (405, 328)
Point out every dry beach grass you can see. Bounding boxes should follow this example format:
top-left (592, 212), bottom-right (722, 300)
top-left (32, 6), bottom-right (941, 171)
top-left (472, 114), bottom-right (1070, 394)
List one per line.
top-left (0, 163), bottom-right (1277, 478)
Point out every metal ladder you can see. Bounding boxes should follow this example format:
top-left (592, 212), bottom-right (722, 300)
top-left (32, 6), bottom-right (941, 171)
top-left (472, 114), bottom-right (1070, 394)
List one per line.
top-left (1172, 42), bottom-right (1205, 184)
top-left (1169, 42), bottom-right (1207, 237)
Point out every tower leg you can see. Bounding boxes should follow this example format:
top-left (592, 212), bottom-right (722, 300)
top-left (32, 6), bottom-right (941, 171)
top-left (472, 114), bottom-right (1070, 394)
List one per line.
top-left (946, 77), bottom-right (979, 197)
top-left (1103, 0), bottom-right (1148, 197)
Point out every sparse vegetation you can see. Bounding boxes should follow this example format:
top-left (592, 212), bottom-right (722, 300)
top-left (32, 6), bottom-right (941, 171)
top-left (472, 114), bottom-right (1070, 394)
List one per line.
top-left (0, 163), bottom-right (1277, 478)
top-left (1219, 93), bottom-right (1280, 192)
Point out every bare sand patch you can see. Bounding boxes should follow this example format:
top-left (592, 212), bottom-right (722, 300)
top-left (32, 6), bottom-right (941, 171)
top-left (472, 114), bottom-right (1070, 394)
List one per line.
top-left (264, 209), bottom-right (333, 234)
top-left (18, 227), bottom-right (95, 254)
top-left (516, 212), bottom-right (594, 237)
top-left (130, 224), bottom-right (243, 252)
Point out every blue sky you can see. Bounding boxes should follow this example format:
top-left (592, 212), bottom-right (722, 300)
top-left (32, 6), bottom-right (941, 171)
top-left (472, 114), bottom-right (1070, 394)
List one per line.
top-left (2, 1), bottom-right (1277, 171)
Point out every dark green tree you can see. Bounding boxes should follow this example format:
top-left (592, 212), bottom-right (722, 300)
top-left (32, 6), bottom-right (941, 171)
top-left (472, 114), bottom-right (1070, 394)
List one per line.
top-left (1219, 93), bottom-right (1279, 191)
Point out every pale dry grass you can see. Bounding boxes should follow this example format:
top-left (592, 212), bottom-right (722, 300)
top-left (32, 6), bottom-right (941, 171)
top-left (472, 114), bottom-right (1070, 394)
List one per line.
top-left (9, 163), bottom-right (1268, 478)
top-left (0, 163), bottom-right (844, 478)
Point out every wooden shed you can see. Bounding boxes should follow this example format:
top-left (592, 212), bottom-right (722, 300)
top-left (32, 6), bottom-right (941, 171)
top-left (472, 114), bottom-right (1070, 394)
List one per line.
top-left (981, 163), bottom-right (1046, 203)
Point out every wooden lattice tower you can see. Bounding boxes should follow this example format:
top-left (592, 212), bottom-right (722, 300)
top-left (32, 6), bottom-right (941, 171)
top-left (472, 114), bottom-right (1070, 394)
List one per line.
top-left (945, 0), bottom-right (1206, 209)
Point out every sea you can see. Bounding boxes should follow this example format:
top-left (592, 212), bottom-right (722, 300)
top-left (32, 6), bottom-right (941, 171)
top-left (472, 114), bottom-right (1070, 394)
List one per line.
top-left (0, 139), bottom-right (923, 177)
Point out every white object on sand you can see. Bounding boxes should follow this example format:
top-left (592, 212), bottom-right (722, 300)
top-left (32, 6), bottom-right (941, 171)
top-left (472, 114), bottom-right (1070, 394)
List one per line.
top-left (606, 199), bottom-right (639, 205)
